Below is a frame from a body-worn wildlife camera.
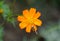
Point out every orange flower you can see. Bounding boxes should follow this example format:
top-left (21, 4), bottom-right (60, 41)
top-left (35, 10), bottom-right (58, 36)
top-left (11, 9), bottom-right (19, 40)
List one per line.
top-left (17, 8), bottom-right (42, 33)
top-left (0, 9), bottom-right (3, 14)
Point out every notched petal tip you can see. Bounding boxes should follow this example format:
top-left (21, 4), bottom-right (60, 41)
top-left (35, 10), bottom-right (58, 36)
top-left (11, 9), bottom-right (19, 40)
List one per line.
top-left (29, 8), bottom-right (36, 18)
top-left (30, 8), bottom-right (36, 13)
top-left (23, 9), bottom-right (29, 18)
top-left (38, 20), bottom-right (42, 26)
top-left (33, 11), bottom-right (41, 19)
top-left (23, 9), bottom-right (29, 14)
top-left (33, 19), bottom-right (42, 26)
top-left (26, 24), bottom-right (32, 33)
top-left (37, 11), bottom-right (41, 17)
top-left (17, 16), bottom-right (26, 22)
top-left (17, 16), bottom-right (21, 22)
top-left (19, 22), bottom-right (28, 29)
top-left (30, 8), bottom-right (36, 10)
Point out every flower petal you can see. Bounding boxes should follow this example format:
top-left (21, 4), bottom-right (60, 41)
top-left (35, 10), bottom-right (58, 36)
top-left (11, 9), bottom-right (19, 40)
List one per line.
top-left (33, 25), bottom-right (37, 32)
top-left (23, 9), bottom-right (29, 18)
top-left (17, 16), bottom-right (26, 22)
top-left (33, 12), bottom-right (41, 19)
top-left (26, 24), bottom-right (32, 33)
top-left (29, 8), bottom-right (36, 18)
top-left (19, 22), bottom-right (28, 29)
top-left (33, 19), bottom-right (42, 26)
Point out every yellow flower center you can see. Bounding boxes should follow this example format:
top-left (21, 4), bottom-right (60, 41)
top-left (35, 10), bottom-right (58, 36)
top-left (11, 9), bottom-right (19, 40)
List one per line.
top-left (27, 18), bottom-right (33, 24)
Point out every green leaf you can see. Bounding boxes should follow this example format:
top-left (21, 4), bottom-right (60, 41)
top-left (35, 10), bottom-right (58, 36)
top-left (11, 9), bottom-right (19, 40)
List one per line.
top-left (2, 4), bottom-right (11, 20)
top-left (0, 25), bottom-right (4, 41)
top-left (0, 1), bottom-right (4, 7)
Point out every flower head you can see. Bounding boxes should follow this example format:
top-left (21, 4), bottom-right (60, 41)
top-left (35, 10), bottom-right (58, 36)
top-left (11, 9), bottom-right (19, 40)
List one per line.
top-left (17, 8), bottom-right (42, 33)
top-left (0, 9), bottom-right (3, 14)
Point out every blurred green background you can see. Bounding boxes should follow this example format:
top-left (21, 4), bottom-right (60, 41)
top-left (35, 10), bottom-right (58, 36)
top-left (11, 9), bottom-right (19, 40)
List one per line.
top-left (0, 0), bottom-right (60, 41)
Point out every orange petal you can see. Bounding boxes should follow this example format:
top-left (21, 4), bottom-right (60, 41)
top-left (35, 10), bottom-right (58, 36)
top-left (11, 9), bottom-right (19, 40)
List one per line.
top-left (33, 25), bottom-right (37, 32)
top-left (29, 8), bottom-right (36, 18)
top-left (33, 12), bottom-right (41, 19)
top-left (33, 19), bottom-right (42, 26)
top-left (17, 16), bottom-right (26, 22)
top-left (23, 9), bottom-right (29, 18)
top-left (26, 24), bottom-right (32, 33)
top-left (19, 22), bottom-right (28, 29)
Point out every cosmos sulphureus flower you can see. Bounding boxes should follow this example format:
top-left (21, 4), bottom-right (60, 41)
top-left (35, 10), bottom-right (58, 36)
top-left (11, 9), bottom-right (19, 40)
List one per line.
top-left (17, 8), bottom-right (42, 33)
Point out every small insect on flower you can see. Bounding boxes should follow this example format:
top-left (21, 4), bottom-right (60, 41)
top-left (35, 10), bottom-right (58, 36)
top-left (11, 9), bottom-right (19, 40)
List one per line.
top-left (17, 8), bottom-right (42, 33)
top-left (0, 9), bottom-right (3, 14)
